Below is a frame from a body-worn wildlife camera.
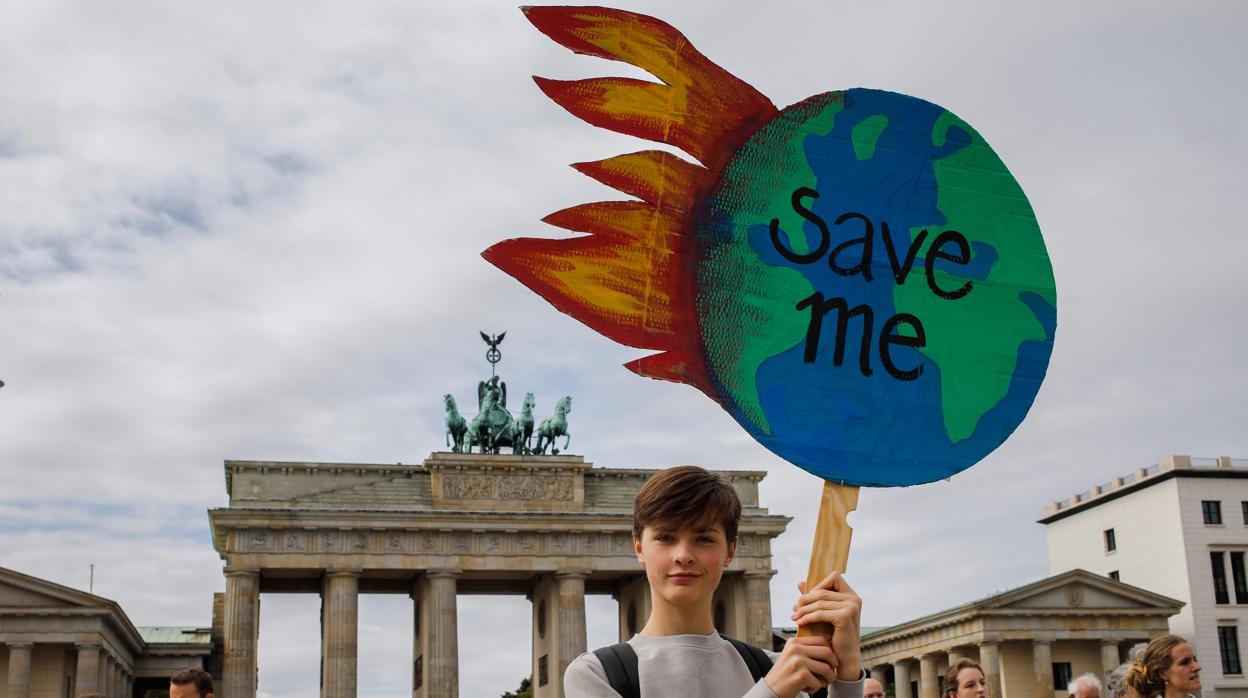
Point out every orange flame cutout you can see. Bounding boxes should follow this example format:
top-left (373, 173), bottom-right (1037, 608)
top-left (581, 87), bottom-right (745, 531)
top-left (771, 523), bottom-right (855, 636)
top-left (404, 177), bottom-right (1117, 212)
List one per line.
top-left (481, 6), bottom-right (778, 394)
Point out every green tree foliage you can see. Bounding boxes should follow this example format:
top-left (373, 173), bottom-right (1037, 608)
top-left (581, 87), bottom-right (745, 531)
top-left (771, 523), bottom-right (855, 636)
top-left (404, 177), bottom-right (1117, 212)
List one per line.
top-left (501, 676), bottom-right (532, 698)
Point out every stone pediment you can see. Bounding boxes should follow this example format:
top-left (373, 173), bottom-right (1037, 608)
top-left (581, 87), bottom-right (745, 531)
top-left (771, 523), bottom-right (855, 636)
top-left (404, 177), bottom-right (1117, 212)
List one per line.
top-left (0, 566), bottom-right (109, 609)
top-left (983, 569), bottom-right (1181, 612)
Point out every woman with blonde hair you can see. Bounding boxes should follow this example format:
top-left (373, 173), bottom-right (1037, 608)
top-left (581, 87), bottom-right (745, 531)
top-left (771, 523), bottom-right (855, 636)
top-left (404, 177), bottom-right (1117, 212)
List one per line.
top-left (1124, 634), bottom-right (1201, 698)
top-left (942, 658), bottom-right (986, 698)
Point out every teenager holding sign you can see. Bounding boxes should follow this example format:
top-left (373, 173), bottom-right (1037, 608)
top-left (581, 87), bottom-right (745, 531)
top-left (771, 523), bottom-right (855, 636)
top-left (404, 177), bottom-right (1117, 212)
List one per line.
top-left (564, 467), bottom-right (865, 698)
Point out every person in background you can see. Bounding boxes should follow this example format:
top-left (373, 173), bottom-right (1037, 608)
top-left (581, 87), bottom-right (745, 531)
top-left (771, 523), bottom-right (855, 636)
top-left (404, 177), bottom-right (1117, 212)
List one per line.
top-left (863, 677), bottom-right (885, 698)
top-left (1069, 673), bottom-right (1102, 698)
top-left (1105, 662), bottom-right (1140, 698)
top-left (942, 658), bottom-right (986, 698)
top-left (169, 668), bottom-right (215, 698)
top-left (1124, 635), bottom-right (1200, 698)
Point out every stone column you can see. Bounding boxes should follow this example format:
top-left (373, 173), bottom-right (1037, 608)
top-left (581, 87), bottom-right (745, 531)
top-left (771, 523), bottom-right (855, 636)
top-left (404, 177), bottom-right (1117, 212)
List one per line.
top-left (894, 660), bottom-right (913, 698)
top-left (918, 654), bottom-right (939, 698)
top-left (223, 567), bottom-right (261, 698)
top-left (1032, 640), bottom-right (1054, 698)
top-left (530, 576), bottom-right (558, 698)
top-left (948, 647), bottom-right (965, 666)
top-left (979, 641), bottom-right (1002, 698)
top-left (74, 643), bottom-right (102, 696)
top-left (743, 570), bottom-right (776, 648)
top-left (109, 658), bottom-right (121, 698)
top-left (98, 655), bottom-right (110, 697)
top-left (616, 575), bottom-right (651, 642)
top-left (710, 573), bottom-right (747, 639)
top-left (321, 570), bottom-right (360, 698)
top-left (556, 571), bottom-right (588, 686)
top-left (411, 580), bottom-right (424, 698)
top-left (869, 665), bottom-right (888, 686)
top-left (6, 642), bottom-right (34, 698)
top-left (1101, 640), bottom-right (1122, 675)
top-left (427, 570), bottom-right (460, 698)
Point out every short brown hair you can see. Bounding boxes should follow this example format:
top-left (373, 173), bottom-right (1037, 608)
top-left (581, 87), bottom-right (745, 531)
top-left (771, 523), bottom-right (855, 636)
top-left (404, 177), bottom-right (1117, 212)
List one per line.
top-left (1126, 634), bottom-right (1189, 696)
top-left (942, 658), bottom-right (984, 698)
top-left (633, 466), bottom-right (742, 542)
top-left (170, 668), bottom-right (214, 697)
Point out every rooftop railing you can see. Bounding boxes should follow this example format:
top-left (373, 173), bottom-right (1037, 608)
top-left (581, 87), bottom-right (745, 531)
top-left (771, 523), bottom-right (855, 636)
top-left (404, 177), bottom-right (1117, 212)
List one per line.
top-left (1043, 455), bottom-right (1245, 516)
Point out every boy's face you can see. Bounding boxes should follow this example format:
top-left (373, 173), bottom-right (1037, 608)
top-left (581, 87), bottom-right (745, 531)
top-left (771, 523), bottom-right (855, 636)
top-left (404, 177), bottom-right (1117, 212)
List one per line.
top-left (634, 522), bottom-right (736, 606)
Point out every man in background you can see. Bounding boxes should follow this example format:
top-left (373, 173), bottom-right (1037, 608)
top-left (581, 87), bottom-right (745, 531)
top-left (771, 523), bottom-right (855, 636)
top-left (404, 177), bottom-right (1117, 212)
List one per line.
top-left (864, 677), bottom-right (886, 698)
top-left (1069, 673), bottom-right (1102, 698)
top-left (169, 668), bottom-right (214, 698)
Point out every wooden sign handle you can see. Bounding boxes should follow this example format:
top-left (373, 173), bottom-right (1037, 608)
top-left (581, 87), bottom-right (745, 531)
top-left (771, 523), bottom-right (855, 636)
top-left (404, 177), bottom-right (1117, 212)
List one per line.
top-left (796, 480), bottom-right (860, 638)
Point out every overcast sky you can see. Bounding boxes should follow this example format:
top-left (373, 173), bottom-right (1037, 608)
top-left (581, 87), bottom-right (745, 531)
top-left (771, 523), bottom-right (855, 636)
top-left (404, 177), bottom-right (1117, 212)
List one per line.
top-left (3, 1), bottom-right (1247, 696)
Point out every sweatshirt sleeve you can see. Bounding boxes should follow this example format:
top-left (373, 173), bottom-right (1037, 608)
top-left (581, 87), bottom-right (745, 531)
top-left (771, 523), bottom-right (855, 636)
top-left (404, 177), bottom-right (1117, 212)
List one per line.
top-left (743, 676), bottom-right (862, 698)
top-left (826, 671), bottom-right (866, 698)
top-left (563, 652), bottom-right (624, 698)
top-left (742, 679), bottom-right (781, 698)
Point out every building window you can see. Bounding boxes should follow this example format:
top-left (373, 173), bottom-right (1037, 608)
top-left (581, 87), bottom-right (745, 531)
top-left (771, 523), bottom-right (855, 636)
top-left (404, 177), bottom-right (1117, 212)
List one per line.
top-left (1242, 501), bottom-right (1248, 525)
top-left (1220, 626), bottom-right (1243, 675)
top-left (1213, 552), bottom-right (1231, 604)
top-left (1204, 500), bottom-right (1224, 524)
top-left (1233, 552), bottom-right (1248, 604)
top-left (1109, 570), bottom-right (1120, 581)
top-left (1104, 528), bottom-right (1117, 553)
top-left (1052, 662), bottom-right (1073, 688)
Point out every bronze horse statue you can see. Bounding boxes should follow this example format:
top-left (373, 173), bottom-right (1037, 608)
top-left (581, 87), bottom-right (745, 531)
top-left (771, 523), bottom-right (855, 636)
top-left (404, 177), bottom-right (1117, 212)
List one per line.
top-left (517, 392), bottom-right (536, 453)
top-left (444, 394), bottom-right (467, 453)
top-left (534, 396), bottom-right (572, 455)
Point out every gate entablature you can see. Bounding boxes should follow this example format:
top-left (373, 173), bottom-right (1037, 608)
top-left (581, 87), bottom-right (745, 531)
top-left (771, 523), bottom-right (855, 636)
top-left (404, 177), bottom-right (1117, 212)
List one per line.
top-left (211, 454), bottom-right (787, 576)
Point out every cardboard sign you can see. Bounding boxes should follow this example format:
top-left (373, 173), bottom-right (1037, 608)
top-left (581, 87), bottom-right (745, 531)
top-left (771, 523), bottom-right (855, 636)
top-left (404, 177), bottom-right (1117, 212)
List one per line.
top-left (484, 6), bottom-right (1056, 487)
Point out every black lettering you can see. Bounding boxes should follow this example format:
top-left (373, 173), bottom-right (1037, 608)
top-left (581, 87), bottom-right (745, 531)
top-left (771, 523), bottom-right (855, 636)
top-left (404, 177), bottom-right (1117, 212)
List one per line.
top-left (830, 212), bottom-right (874, 281)
top-left (770, 187), bottom-right (828, 264)
top-left (795, 292), bottom-right (874, 376)
top-left (878, 313), bottom-right (926, 381)
top-left (925, 230), bottom-right (973, 300)
top-left (880, 221), bottom-right (927, 285)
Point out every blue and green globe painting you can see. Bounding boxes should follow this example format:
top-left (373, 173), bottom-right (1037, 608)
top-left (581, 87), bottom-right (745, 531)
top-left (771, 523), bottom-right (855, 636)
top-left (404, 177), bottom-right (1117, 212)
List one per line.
top-left (695, 88), bottom-right (1057, 487)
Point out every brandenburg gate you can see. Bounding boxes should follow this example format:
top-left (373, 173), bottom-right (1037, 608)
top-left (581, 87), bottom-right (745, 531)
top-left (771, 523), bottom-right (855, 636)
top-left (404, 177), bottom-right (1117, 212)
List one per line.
top-left (208, 452), bottom-right (791, 698)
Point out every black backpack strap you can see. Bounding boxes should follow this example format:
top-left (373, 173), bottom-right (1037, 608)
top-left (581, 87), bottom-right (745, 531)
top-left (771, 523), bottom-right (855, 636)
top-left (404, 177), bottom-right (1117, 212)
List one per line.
top-left (720, 633), bottom-right (773, 681)
top-left (592, 643), bottom-right (640, 698)
top-left (720, 633), bottom-right (828, 698)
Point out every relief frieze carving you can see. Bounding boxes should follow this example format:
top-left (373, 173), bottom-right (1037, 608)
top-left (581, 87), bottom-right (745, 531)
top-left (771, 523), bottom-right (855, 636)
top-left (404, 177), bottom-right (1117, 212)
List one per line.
top-left (318, 531), bottom-right (339, 552)
top-left (419, 533), bottom-right (439, 553)
top-left (249, 530), bottom-right (269, 551)
top-left (549, 533), bottom-right (568, 553)
top-left (497, 475), bottom-right (573, 500)
top-left (441, 474), bottom-right (574, 501)
top-left (442, 475), bottom-right (495, 499)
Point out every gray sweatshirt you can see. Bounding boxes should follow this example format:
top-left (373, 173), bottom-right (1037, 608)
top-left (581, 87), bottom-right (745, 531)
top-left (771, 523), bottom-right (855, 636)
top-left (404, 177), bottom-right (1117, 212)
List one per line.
top-left (564, 632), bottom-right (864, 698)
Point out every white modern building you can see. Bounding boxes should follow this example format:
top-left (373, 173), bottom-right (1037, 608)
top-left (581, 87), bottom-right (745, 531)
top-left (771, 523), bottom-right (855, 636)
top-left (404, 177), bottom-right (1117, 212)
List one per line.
top-left (1042, 455), bottom-right (1248, 698)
